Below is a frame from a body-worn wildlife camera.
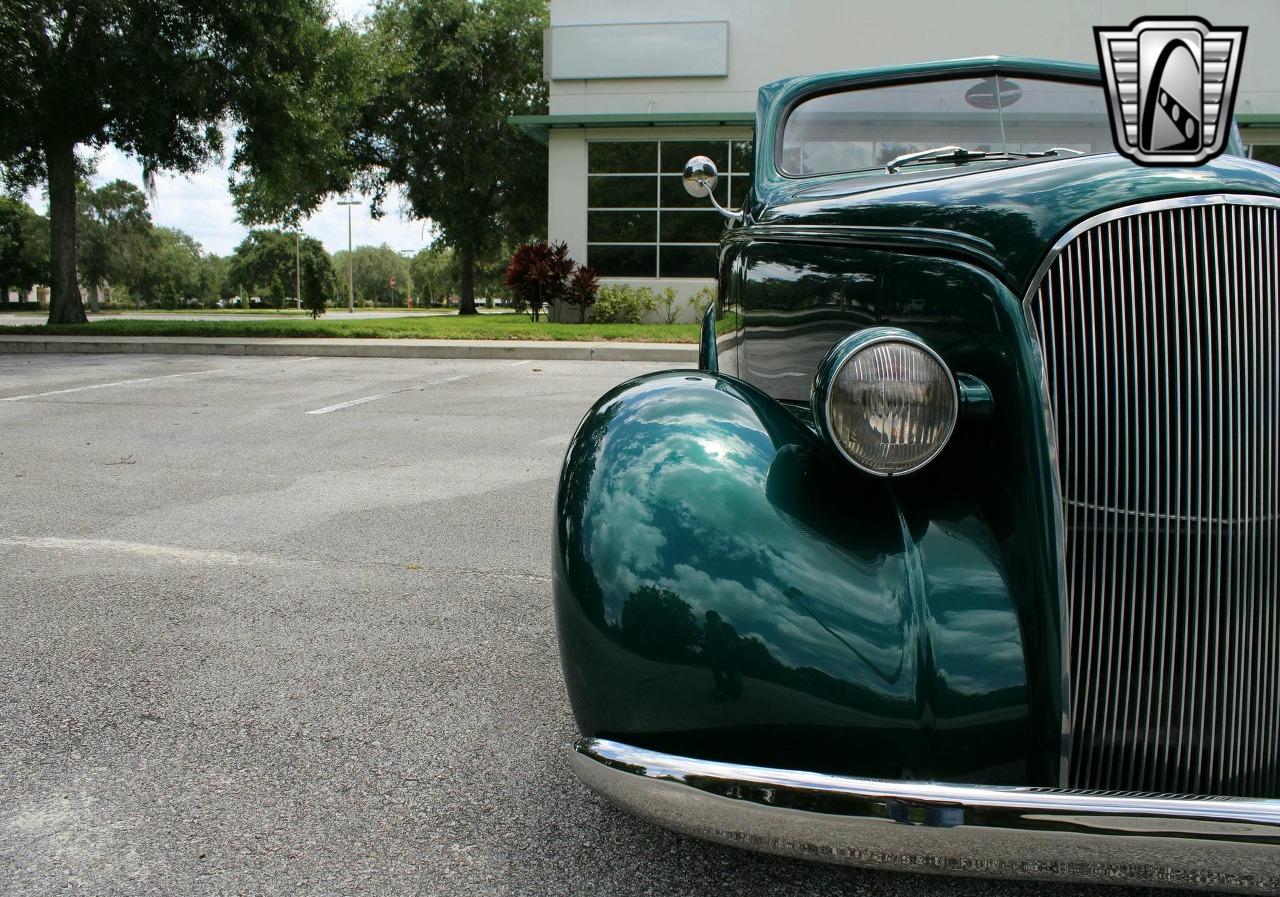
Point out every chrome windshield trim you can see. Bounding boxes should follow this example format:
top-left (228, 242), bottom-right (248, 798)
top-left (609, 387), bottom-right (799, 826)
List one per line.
top-left (573, 737), bottom-right (1280, 893)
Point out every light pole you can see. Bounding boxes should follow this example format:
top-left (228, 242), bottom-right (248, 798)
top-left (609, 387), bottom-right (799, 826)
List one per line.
top-left (294, 230), bottom-right (301, 310)
top-left (336, 197), bottom-right (362, 313)
top-left (399, 249), bottom-right (415, 309)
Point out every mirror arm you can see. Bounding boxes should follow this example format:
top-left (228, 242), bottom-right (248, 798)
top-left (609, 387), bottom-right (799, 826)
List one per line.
top-left (700, 180), bottom-right (745, 224)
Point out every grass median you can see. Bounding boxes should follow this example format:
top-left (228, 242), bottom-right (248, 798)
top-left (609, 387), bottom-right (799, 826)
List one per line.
top-left (2, 315), bottom-right (699, 343)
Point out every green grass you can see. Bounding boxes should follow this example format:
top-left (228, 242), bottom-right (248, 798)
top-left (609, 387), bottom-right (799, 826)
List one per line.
top-left (123, 306), bottom-right (517, 316)
top-left (1, 314), bottom-right (699, 343)
top-left (2, 306), bottom-right (516, 316)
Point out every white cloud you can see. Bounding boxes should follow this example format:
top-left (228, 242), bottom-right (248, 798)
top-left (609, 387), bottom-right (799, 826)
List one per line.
top-left (45, 147), bottom-right (434, 258)
top-left (330, 0), bottom-right (374, 24)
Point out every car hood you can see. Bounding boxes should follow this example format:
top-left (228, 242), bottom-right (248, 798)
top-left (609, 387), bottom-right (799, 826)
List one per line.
top-left (752, 153), bottom-right (1280, 295)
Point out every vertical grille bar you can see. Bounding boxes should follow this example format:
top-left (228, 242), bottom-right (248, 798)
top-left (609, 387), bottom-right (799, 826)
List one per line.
top-left (1268, 206), bottom-right (1280, 797)
top-left (1028, 197), bottom-right (1280, 799)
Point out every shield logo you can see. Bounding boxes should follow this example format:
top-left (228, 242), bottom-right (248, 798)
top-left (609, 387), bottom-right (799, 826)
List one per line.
top-left (1095, 17), bottom-right (1247, 166)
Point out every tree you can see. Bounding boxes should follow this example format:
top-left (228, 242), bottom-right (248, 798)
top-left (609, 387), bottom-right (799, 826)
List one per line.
top-left (409, 245), bottom-right (454, 306)
top-left (332, 244), bottom-right (408, 306)
top-left (77, 180), bottom-right (152, 311)
top-left (504, 241), bottom-right (571, 323)
top-left (474, 240), bottom-right (518, 307)
top-left (228, 230), bottom-right (290, 296)
top-left (565, 265), bottom-right (600, 323)
top-left (195, 254), bottom-right (229, 307)
top-left (360, 0), bottom-right (548, 315)
top-left (268, 275), bottom-right (286, 309)
top-left (141, 228), bottom-right (201, 308)
top-left (298, 242), bottom-right (336, 317)
top-left (0, 197), bottom-right (48, 304)
top-left (619, 586), bottom-right (702, 662)
top-left (227, 229), bottom-right (334, 309)
top-left (0, 0), bottom-right (370, 324)
top-left (301, 265), bottom-right (328, 318)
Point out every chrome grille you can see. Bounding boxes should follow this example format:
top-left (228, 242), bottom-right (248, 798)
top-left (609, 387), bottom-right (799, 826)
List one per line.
top-left (1027, 197), bottom-right (1280, 798)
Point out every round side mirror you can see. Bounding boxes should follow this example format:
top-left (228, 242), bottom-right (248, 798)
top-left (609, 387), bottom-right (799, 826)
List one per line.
top-left (682, 155), bottom-right (718, 198)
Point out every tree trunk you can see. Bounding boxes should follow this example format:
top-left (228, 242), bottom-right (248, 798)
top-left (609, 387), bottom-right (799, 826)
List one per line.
top-left (89, 282), bottom-right (101, 313)
top-left (45, 139), bottom-right (87, 325)
top-left (457, 243), bottom-right (478, 315)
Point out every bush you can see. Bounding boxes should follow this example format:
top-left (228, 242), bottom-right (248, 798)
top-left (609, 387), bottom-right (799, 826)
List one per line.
top-left (564, 265), bottom-right (599, 322)
top-left (303, 288), bottom-right (327, 319)
top-left (504, 241), bottom-right (573, 322)
top-left (593, 284), bottom-right (659, 324)
top-left (656, 286), bottom-right (716, 325)
top-left (103, 284), bottom-right (136, 308)
top-left (689, 285), bottom-right (716, 317)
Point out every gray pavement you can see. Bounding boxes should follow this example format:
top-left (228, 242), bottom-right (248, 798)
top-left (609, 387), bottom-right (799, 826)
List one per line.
top-left (0, 354), bottom-right (1166, 897)
top-left (0, 334), bottom-right (695, 363)
top-left (0, 309), bottom-right (503, 325)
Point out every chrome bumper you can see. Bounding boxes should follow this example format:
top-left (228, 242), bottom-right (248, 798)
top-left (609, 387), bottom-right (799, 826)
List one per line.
top-left (571, 738), bottom-right (1280, 893)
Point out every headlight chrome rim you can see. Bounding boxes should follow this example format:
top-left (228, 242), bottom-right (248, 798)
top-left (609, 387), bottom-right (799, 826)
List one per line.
top-left (812, 328), bottom-right (959, 478)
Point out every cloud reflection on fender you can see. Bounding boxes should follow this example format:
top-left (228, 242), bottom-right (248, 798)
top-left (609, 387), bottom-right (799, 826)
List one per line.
top-left (556, 371), bottom-right (1032, 780)
top-left (581, 377), bottom-right (914, 697)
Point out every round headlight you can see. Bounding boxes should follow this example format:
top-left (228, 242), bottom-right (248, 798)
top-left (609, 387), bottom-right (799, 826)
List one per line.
top-left (812, 328), bottom-right (958, 477)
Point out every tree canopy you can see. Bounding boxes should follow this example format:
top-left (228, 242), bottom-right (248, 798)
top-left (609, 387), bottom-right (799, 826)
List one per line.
top-left (0, 196), bottom-right (49, 303)
top-left (228, 229), bottom-right (337, 309)
top-left (360, 0), bottom-right (548, 314)
top-left (77, 179), bottom-right (151, 310)
top-left (331, 244), bottom-right (410, 306)
top-left (409, 245), bottom-right (454, 306)
top-left (140, 228), bottom-right (202, 308)
top-left (0, 0), bottom-right (370, 323)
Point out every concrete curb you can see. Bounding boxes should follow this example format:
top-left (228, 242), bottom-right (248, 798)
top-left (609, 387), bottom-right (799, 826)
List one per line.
top-left (0, 335), bottom-right (696, 363)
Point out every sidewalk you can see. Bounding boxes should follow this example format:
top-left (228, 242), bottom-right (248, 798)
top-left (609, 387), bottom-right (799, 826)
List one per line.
top-left (0, 334), bottom-right (695, 363)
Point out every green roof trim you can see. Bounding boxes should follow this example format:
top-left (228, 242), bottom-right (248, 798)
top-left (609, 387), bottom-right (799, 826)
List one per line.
top-left (1237, 113), bottom-right (1280, 129)
top-left (509, 111), bottom-right (754, 143)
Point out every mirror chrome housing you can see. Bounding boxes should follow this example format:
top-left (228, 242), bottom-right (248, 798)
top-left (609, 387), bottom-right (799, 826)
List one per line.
top-left (682, 155), bottom-right (718, 198)
top-left (682, 155), bottom-right (744, 224)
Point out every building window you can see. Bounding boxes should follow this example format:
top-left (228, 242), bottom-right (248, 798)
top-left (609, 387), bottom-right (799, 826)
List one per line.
top-left (586, 138), bottom-right (753, 278)
top-left (1248, 143), bottom-right (1280, 167)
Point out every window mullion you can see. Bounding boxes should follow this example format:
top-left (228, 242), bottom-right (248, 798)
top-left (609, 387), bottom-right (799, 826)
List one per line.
top-left (655, 141), bottom-right (662, 278)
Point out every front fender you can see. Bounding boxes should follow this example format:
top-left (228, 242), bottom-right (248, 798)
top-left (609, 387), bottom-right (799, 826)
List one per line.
top-left (553, 371), bottom-right (1032, 784)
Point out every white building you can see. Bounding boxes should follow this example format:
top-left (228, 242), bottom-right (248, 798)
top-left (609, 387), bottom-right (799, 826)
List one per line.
top-left (514, 1), bottom-right (1280, 317)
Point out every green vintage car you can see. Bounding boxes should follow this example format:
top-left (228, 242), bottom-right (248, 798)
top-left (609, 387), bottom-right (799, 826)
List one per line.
top-left (553, 57), bottom-right (1280, 891)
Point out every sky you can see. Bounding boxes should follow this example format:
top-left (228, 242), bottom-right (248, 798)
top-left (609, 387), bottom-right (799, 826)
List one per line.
top-left (26, 0), bottom-right (436, 258)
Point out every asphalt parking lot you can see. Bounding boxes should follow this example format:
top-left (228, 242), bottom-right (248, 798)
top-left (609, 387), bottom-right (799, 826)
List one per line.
top-left (1, 353), bottom-right (1173, 897)
top-left (0, 309), bottom-right (509, 326)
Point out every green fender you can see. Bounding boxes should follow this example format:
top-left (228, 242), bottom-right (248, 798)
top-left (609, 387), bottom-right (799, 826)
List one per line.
top-left (553, 370), bottom-right (1034, 785)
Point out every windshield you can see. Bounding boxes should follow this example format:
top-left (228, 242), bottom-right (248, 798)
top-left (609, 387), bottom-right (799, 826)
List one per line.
top-left (780, 75), bottom-right (1115, 177)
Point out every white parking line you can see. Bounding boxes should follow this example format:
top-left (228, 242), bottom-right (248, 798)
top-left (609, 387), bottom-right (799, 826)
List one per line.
top-left (305, 360), bottom-right (530, 415)
top-left (0, 537), bottom-right (249, 566)
top-left (0, 356), bottom-right (320, 404)
top-left (0, 367), bottom-right (223, 402)
top-left (305, 380), bottom-right (458, 415)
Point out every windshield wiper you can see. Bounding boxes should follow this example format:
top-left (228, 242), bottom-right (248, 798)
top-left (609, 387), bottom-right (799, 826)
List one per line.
top-left (884, 145), bottom-right (1079, 174)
